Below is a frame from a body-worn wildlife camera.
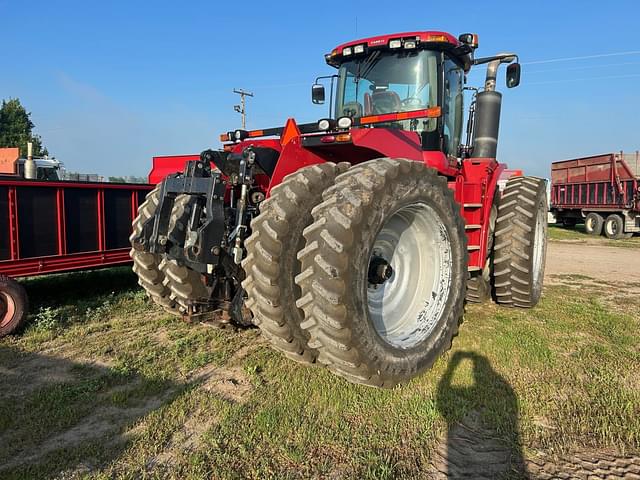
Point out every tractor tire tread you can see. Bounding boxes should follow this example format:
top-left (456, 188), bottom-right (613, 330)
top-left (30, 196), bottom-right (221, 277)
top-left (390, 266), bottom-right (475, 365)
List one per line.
top-left (129, 184), bottom-right (179, 314)
top-left (241, 162), bottom-right (349, 364)
top-left (493, 176), bottom-right (547, 309)
top-left (296, 158), bottom-right (467, 387)
top-left (159, 194), bottom-right (210, 314)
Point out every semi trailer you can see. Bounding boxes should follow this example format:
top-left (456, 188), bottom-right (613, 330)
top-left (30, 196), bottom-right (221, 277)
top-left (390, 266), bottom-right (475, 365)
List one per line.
top-left (550, 152), bottom-right (639, 238)
top-left (130, 30), bottom-right (548, 387)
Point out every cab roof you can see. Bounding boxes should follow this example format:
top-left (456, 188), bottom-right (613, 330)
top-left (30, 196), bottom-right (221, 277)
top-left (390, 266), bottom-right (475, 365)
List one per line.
top-left (327, 31), bottom-right (472, 71)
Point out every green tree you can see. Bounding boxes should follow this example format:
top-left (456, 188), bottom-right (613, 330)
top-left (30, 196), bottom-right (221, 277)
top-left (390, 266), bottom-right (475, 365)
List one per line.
top-left (0, 98), bottom-right (48, 157)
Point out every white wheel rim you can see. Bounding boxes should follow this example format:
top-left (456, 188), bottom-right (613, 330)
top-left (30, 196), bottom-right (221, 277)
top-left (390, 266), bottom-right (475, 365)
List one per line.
top-left (367, 202), bottom-right (453, 350)
top-left (532, 201), bottom-right (546, 285)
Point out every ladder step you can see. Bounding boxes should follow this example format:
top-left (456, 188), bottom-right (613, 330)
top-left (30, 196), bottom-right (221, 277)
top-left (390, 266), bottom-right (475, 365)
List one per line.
top-left (468, 245), bottom-right (481, 251)
top-left (465, 224), bottom-right (481, 230)
top-left (464, 203), bottom-right (482, 208)
top-left (468, 266), bottom-right (481, 272)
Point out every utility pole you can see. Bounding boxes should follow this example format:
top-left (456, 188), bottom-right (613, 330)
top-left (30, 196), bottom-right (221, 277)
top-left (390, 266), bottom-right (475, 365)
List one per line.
top-left (233, 88), bottom-right (254, 129)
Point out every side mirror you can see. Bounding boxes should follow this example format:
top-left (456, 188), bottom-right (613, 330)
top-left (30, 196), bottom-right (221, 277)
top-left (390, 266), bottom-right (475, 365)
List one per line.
top-left (506, 63), bottom-right (521, 88)
top-left (312, 84), bottom-right (325, 104)
top-left (458, 33), bottom-right (478, 49)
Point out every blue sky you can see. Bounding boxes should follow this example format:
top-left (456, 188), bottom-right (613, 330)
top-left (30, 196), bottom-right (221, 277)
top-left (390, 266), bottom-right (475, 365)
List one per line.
top-left (1, 0), bottom-right (639, 179)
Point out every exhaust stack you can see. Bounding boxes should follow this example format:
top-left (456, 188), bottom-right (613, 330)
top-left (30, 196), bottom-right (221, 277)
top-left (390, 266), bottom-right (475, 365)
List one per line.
top-left (24, 142), bottom-right (37, 180)
top-left (471, 54), bottom-right (516, 159)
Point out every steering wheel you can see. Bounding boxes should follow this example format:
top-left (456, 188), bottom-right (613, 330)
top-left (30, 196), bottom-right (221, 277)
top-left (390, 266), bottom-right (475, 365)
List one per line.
top-left (400, 97), bottom-right (423, 109)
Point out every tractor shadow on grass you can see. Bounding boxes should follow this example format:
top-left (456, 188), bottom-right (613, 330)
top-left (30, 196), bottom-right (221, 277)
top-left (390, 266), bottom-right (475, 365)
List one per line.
top-left (433, 351), bottom-right (526, 479)
top-left (0, 344), bottom-right (179, 478)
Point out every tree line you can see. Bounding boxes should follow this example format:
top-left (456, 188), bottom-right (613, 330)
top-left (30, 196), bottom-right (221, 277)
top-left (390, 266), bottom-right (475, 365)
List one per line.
top-left (0, 98), bottom-right (48, 157)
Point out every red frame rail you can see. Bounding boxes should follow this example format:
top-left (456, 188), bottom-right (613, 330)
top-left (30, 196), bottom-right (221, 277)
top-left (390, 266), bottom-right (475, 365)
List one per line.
top-left (0, 179), bottom-right (153, 278)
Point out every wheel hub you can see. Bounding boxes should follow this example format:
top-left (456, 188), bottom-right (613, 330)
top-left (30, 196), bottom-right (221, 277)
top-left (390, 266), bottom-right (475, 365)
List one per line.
top-left (368, 255), bottom-right (394, 286)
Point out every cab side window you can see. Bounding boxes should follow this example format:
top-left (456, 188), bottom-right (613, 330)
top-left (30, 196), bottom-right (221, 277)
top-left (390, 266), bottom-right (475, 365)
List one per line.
top-left (444, 59), bottom-right (464, 156)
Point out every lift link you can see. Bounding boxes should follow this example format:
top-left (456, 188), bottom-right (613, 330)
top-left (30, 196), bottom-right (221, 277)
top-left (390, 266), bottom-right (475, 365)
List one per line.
top-left (230, 148), bottom-right (256, 264)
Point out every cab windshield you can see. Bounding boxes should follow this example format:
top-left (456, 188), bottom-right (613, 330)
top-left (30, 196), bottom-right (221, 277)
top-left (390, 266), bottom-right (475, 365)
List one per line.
top-left (335, 49), bottom-right (440, 133)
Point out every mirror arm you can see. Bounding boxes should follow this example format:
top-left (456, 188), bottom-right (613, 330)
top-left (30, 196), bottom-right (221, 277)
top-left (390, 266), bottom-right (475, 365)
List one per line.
top-left (474, 53), bottom-right (519, 66)
top-left (477, 53), bottom-right (519, 92)
top-left (313, 75), bottom-right (339, 115)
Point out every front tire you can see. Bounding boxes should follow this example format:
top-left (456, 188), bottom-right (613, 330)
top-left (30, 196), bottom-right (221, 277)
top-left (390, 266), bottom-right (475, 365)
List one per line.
top-left (584, 212), bottom-right (604, 236)
top-left (296, 159), bottom-right (467, 388)
top-left (493, 177), bottom-right (548, 308)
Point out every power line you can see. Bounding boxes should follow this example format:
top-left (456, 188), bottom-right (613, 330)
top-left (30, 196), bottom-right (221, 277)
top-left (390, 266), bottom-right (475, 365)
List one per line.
top-left (526, 72), bottom-right (640, 86)
top-left (468, 50), bottom-right (640, 76)
top-left (523, 61), bottom-right (640, 75)
top-left (523, 50), bottom-right (640, 65)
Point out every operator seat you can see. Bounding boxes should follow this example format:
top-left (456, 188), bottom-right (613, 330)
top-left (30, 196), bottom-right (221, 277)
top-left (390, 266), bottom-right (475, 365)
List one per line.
top-left (340, 101), bottom-right (363, 118)
top-left (371, 90), bottom-right (401, 114)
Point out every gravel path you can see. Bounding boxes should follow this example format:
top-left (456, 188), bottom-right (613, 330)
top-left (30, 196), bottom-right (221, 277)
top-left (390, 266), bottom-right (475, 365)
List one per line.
top-left (546, 241), bottom-right (640, 283)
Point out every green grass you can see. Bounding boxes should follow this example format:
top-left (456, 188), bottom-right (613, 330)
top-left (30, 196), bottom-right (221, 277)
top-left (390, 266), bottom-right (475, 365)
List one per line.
top-left (0, 268), bottom-right (638, 478)
top-left (548, 224), bottom-right (640, 247)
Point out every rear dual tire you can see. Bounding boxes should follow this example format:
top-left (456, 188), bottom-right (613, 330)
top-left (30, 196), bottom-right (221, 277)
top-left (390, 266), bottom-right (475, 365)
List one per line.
top-left (130, 186), bottom-right (211, 317)
top-left (158, 195), bottom-right (210, 315)
top-left (242, 162), bottom-right (349, 364)
top-left (296, 159), bottom-right (467, 387)
top-left (130, 184), bottom-right (179, 314)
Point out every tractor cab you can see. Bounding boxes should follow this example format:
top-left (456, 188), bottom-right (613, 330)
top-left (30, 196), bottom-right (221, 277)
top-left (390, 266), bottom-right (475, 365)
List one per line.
top-left (311, 32), bottom-right (474, 155)
top-left (313, 31), bottom-right (520, 158)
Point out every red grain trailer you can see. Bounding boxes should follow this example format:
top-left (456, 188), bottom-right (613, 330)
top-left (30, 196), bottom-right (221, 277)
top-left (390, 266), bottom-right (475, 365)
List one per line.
top-left (550, 152), bottom-right (640, 238)
top-left (0, 176), bottom-right (153, 337)
top-left (0, 150), bottom-right (199, 337)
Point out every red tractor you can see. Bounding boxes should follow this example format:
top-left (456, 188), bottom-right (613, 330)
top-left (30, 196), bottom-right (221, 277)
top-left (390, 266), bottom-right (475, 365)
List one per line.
top-left (130, 31), bottom-right (548, 387)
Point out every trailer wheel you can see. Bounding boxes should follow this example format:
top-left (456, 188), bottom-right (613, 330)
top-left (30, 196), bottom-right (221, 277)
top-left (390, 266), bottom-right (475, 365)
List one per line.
top-left (0, 275), bottom-right (28, 337)
top-left (159, 195), bottom-right (211, 315)
top-left (242, 162), bottom-right (349, 364)
top-left (296, 159), bottom-right (467, 387)
top-left (604, 214), bottom-right (625, 239)
top-left (584, 212), bottom-right (604, 236)
top-left (493, 177), bottom-right (548, 308)
top-left (130, 184), bottom-right (179, 314)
